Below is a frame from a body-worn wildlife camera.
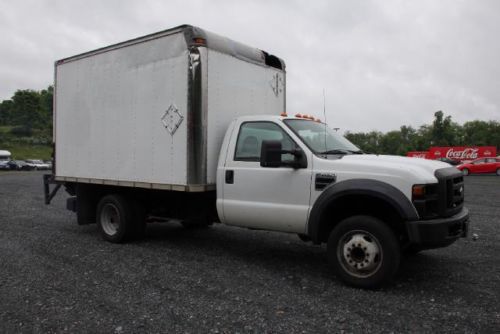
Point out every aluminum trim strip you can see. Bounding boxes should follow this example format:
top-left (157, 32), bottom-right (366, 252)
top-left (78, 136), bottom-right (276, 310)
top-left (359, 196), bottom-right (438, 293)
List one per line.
top-left (54, 176), bottom-right (214, 192)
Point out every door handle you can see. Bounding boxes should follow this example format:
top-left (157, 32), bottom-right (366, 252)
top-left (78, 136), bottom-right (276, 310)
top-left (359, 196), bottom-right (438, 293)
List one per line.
top-left (225, 170), bottom-right (234, 184)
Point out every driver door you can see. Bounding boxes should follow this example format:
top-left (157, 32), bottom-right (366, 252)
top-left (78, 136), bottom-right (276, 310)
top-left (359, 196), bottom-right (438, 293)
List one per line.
top-left (220, 121), bottom-right (312, 233)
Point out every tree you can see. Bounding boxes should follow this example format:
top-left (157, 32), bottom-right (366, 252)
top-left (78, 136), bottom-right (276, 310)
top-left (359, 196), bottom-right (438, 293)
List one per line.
top-left (0, 86), bottom-right (53, 133)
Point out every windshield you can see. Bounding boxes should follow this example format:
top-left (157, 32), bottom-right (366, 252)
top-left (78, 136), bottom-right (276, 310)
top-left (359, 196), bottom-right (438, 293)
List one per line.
top-left (284, 119), bottom-right (361, 155)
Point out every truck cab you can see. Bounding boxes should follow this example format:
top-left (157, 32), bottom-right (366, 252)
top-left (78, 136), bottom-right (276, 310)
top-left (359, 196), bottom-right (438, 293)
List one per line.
top-left (217, 114), bottom-right (469, 288)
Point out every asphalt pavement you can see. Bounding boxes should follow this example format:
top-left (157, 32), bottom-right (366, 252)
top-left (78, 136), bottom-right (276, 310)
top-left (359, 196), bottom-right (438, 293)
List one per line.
top-left (0, 171), bottom-right (499, 333)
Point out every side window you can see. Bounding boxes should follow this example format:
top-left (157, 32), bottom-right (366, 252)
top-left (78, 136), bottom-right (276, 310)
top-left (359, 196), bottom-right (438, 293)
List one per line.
top-left (474, 159), bottom-right (485, 165)
top-left (234, 122), bottom-right (296, 162)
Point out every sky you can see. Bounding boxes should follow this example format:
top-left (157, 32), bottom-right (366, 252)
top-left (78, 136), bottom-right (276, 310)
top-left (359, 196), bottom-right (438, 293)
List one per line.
top-left (1, 0), bottom-right (499, 132)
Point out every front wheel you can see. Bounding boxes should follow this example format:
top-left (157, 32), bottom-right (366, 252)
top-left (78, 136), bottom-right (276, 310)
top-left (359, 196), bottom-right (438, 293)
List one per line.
top-left (462, 168), bottom-right (469, 176)
top-left (327, 215), bottom-right (400, 289)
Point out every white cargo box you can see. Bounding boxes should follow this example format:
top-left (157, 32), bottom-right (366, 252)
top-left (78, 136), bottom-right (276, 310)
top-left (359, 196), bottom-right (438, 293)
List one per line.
top-left (54, 25), bottom-right (285, 191)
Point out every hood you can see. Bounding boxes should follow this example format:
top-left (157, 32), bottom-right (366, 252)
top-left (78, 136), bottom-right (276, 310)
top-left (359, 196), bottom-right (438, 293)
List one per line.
top-left (344, 154), bottom-right (449, 174)
top-left (320, 154), bottom-right (454, 185)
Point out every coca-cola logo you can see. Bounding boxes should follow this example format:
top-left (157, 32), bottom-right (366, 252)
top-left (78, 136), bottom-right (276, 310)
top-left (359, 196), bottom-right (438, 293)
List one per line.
top-left (414, 154), bottom-right (426, 158)
top-left (446, 148), bottom-right (479, 160)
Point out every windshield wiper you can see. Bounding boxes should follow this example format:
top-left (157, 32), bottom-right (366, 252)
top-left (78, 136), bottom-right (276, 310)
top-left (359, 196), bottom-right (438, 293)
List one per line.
top-left (346, 149), bottom-right (364, 154)
top-left (320, 149), bottom-right (364, 155)
top-left (320, 149), bottom-right (349, 155)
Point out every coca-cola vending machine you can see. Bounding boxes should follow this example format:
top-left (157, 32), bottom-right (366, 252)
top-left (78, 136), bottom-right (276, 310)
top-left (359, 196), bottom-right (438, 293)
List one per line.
top-left (428, 146), bottom-right (497, 163)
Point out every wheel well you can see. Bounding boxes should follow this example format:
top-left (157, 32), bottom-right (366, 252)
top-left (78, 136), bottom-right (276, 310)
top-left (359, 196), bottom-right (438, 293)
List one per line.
top-left (316, 194), bottom-right (407, 243)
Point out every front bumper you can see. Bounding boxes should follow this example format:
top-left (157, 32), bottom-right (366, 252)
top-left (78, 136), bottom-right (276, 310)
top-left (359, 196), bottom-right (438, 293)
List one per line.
top-left (406, 207), bottom-right (469, 249)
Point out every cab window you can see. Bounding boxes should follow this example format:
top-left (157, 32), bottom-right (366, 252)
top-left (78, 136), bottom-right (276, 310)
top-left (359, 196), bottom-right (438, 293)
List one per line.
top-left (234, 122), bottom-right (296, 162)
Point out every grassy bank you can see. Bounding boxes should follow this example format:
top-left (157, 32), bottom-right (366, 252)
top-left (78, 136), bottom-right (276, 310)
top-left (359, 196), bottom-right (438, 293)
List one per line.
top-left (0, 143), bottom-right (52, 160)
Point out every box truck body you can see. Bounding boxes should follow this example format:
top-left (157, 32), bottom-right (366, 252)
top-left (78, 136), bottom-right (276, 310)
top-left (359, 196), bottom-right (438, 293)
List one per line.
top-left (54, 25), bottom-right (285, 191)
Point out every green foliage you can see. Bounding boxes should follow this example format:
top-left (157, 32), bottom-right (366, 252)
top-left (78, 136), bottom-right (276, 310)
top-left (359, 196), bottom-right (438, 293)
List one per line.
top-left (1, 142), bottom-right (52, 160)
top-left (0, 86), bottom-right (53, 131)
top-left (346, 112), bottom-right (500, 155)
top-left (0, 86), bottom-right (53, 160)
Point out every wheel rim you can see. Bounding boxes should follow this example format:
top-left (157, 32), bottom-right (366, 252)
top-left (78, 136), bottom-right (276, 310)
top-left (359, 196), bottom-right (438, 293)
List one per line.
top-left (337, 230), bottom-right (382, 278)
top-left (100, 203), bottom-right (120, 236)
top-left (463, 169), bottom-right (469, 175)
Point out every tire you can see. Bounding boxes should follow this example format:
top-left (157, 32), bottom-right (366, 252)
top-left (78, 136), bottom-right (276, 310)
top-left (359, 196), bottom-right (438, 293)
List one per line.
top-left (327, 215), bottom-right (400, 289)
top-left (462, 168), bottom-right (469, 176)
top-left (496, 169), bottom-right (500, 176)
top-left (97, 194), bottom-right (136, 243)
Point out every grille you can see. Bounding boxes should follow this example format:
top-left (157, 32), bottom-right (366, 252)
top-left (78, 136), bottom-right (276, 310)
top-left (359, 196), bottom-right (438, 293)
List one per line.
top-left (413, 168), bottom-right (464, 220)
top-left (436, 168), bottom-right (464, 218)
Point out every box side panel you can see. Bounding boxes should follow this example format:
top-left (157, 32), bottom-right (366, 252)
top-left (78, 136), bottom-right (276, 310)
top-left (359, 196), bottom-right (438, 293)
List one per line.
top-left (55, 33), bottom-right (190, 185)
top-left (205, 50), bottom-right (286, 184)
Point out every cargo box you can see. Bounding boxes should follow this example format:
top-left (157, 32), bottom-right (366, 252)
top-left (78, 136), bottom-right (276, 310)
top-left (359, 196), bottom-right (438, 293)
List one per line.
top-left (54, 25), bottom-right (285, 191)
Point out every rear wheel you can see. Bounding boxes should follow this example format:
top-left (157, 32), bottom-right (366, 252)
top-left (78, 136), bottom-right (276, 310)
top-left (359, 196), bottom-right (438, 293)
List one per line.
top-left (462, 168), bottom-right (469, 176)
top-left (327, 215), bottom-right (400, 289)
top-left (97, 194), bottom-right (136, 243)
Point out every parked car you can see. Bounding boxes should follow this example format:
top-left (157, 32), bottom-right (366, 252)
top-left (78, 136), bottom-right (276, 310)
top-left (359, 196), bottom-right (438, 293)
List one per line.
top-left (457, 157), bottom-right (500, 176)
top-left (0, 160), bottom-right (10, 170)
top-left (44, 160), bottom-right (53, 170)
top-left (436, 157), bottom-right (461, 166)
top-left (7, 160), bottom-right (34, 171)
top-left (25, 159), bottom-right (51, 170)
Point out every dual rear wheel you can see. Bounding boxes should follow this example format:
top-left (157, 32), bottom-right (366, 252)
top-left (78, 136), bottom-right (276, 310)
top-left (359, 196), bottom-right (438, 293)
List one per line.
top-left (97, 194), bottom-right (146, 243)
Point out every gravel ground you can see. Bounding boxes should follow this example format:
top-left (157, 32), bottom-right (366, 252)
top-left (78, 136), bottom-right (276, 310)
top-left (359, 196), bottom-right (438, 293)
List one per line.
top-left (0, 171), bottom-right (499, 333)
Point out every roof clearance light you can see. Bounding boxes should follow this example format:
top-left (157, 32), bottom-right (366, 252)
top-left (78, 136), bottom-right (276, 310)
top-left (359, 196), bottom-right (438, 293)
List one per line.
top-left (280, 112), bottom-right (288, 117)
top-left (315, 118), bottom-right (321, 123)
top-left (193, 37), bottom-right (206, 45)
top-left (295, 113), bottom-right (303, 118)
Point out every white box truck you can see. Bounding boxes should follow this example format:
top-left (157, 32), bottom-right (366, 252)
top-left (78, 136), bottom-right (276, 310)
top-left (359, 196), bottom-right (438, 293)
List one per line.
top-left (45, 25), bottom-right (469, 288)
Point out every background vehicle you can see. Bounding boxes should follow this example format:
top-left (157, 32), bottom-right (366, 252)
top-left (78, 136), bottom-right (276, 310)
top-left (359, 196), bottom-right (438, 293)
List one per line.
top-left (44, 160), bottom-right (53, 170)
top-left (25, 159), bottom-right (50, 170)
top-left (44, 25), bottom-right (469, 288)
top-left (458, 157), bottom-right (500, 176)
top-left (7, 160), bottom-right (34, 171)
top-left (0, 150), bottom-right (11, 170)
top-left (435, 157), bottom-right (461, 166)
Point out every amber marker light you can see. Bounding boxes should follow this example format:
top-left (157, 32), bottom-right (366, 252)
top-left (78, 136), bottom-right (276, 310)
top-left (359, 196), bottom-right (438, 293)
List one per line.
top-left (412, 185), bottom-right (426, 199)
top-left (280, 112), bottom-right (288, 117)
top-left (295, 113), bottom-right (303, 118)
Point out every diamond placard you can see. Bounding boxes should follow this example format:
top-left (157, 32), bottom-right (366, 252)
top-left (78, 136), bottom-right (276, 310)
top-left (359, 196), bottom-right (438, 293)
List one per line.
top-left (161, 104), bottom-right (184, 135)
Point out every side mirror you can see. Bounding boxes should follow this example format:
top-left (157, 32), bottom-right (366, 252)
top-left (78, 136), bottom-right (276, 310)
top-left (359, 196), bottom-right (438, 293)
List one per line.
top-left (260, 140), bottom-right (307, 169)
top-left (260, 140), bottom-right (282, 168)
